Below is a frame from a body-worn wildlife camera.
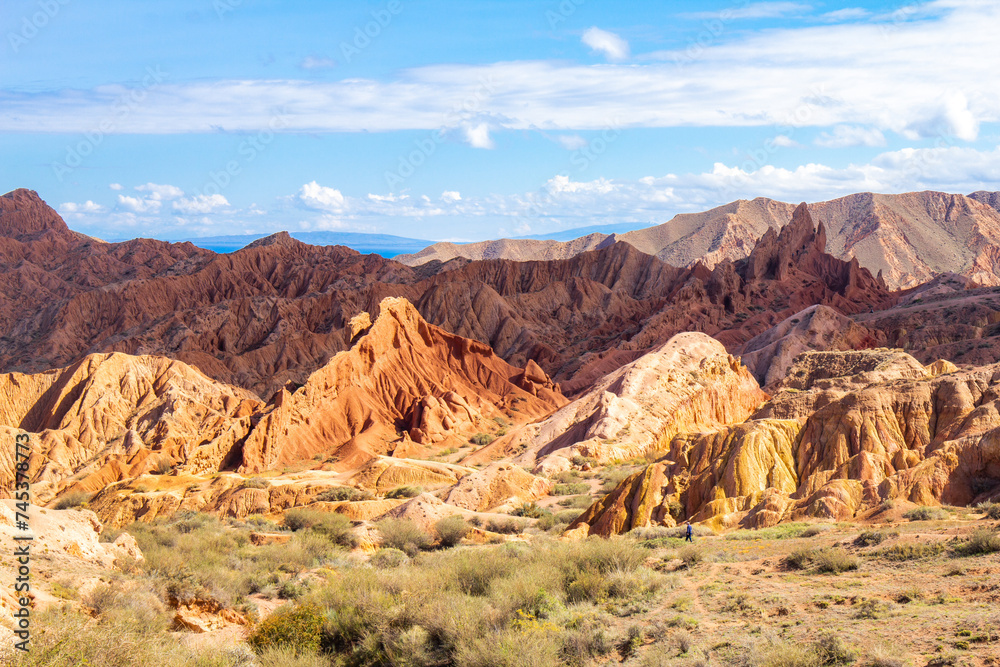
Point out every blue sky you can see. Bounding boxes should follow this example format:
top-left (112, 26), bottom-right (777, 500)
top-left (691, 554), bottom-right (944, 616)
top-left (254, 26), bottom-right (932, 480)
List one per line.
top-left (2, 0), bottom-right (999, 241)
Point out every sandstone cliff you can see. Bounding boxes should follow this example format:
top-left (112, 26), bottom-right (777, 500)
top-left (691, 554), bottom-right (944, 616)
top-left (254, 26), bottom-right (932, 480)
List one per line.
top-left (466, 332), bottom-right (767, 474)
top-left (570, 348), bottom-right (1000, 535)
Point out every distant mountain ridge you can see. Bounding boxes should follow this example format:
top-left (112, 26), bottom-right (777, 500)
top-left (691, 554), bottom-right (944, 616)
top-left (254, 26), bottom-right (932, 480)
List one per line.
top-left (398, 191), bottom-right (1000, 289)
top-left (176, 231), bottom-right (433, 257)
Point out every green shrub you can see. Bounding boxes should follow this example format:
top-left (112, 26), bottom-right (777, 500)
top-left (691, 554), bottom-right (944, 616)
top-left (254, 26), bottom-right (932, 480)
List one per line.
top-left (786, 546), bottom-right (815, 569)
top-left (485, 517), bottom-right (524, 534)
top-left (812, 547), bottom-right (859, 573)
top-left (558, 495), bottom-right (593, 509)
top-left (376, 518), bottom-right (433, 556)
top-left (256, 647), bottom-right (329, 667)
top-left (316, 486), bottom-right (373, 502)
top-left (51, 491), bottom-right (91, 510)
top-left (678, 545), bottom-right (703, 567)
top-left (855, 530), bottom-right (897, 547)
top-left (854, 599), bottom-right (893, 620)
top-left (726, 522), bottom-right (811, 540)
top-left (152, 458), bottom-right (174, 475)
top-left (904, 506), bottom-right (948, 521)
top-left (599, 467), bottom-right (632, 492)
top-left (9, 608), bottom-right (238, 667)
top-left (873, 541), bottom-right (945, 561)
top-left (512, 502), bottom-right (547, 518)
top-left (470, 433), bottom-right (495, 446)
top-left (953, 527), bottom-right (1000, 556)
top-left (800, 525), bottom-right (830, 538)
top-left (976, 502), bottom-right (1000, 520)
top-left (240, 477), bottom-right (271, 490)
top-left (553, 482), bottom-right (590, 495)
top-left (247, 603), bottom-right (324, 655)
top-left (370, 548), bottom-right (409, 568)
top-left (435, 515), bottom-right (471, 547)
top-left (283, 510), bottom-right (356, 548)
top-left (813, 632), bottom-right (857, 664)
top-left (385, 485), bottom-right (423, 499)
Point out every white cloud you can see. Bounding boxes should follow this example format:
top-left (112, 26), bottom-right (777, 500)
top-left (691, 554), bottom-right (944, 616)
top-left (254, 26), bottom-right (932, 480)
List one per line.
top-left (581, 27), bottom-right (630, 61)
top-left (773, 135), bottom-right (803, 148)
top-left (815, 125), bottom-right (887, 148)
top-left (59, 200), bottom-right (105, 215)
top-left (173, 194), bottom-right (230, 214)
top-left (109, 183), bottom-right (123, 191)
top-left (117, 195), bottom-right (162, 213)
top-left (464, 123), bottom-right (494, 149)
top-left (684, 2), bottom-right (811, 20)
top-left (367, 192), bottom-right (408, 202)
top-left (5, 2), bottom-right (998, 142)
top-left (557, 134), bottom-right (589, 150)
top-left (902, 91), bottom-right (980, 141)
top-left (135, 183), bottom-right (184, 200)
top-left (299, 181), bottom-right (347, 211)
top-left (820, 8), bottom-right (870, 21)
top-left (300, 55), bottom-right (337, 70)
top-left (441, 191), bottom-right (461, 202)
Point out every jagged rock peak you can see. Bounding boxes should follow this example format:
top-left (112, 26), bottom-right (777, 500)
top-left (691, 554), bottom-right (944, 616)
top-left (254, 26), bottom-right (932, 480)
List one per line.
top-left (744, 202), bottom-right (825, 281)
top-left (244, 231), bottom-right (303, 249)
top-left (0, 189), bottom-right (71, 239)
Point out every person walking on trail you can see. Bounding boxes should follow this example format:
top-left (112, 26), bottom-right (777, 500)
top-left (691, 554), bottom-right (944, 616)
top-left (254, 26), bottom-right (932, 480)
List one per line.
top-left (685, 521), bottom-right (693, 542)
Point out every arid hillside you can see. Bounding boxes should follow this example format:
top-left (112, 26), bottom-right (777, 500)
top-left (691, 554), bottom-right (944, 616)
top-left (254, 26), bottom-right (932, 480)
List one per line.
top-left (398, 191), bottom-right (1000, 289)
top-left (0, 190), bottom-right (891, 400)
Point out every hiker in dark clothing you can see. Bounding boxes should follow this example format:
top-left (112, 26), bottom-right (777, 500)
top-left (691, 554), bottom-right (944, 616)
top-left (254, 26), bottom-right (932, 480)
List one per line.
top-left (685, 521), bottom-right (693, 542)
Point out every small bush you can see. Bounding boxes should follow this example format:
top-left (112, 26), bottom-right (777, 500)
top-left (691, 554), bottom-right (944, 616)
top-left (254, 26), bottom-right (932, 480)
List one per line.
top-left (241, 477), bottom-right (271, 490)
top-left (977, 502), bottom-right (1000, 520)
top-left (904, 506), bottom-right (948, 521)
top-left (558, 495), bottom-right (593, 509)
top-left (247, 603), bottom-right (324, 655)
top-left (283, 510), bottom-right (356, 548)
top-left (786, 546), bottom-right (814, 569)
top-left (800, 525), bottom-right (830, 538)
top-left (470, 433), bottom-right (495, 446)
top-left (855, 530), bottom-right (895, 547)
top-left (316, 486), bottom-right (373, 502)
top-left (51, 490), bottom-right (91, 510)
top-left (813, 547), bottom-right (859, 574)
top-left (485, 517), bottom-right (525, 534)
top-left (854, 598), bottom-right (893, 619)
top-left (678, 545), bottom-right (702, 567)
top-left (370, 548), bottom-right (409, 568)
top-left (553, 482), bottom-right (590, 495)
top-left (953, 527), bottom-right (1000, 556)
top-left (376, 518), bottom-right (433, 556)
top-left (385, 485), bottom-right (423, 499)
top-left (873, 541), bottom-right (944, 561)
top-left (813, 632), bottom-right (857, 664)
top-left (435, 515), bottom-right (471, 547)
top-left (152, 458), bottom-right (174, 475)
top-left (256, 647), bottom-right (329, 667)
top-left (512, 502), bottom-right (547, 518)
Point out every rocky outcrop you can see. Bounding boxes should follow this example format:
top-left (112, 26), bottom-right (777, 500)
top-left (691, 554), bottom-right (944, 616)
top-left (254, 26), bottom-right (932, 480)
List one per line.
top-left (570, 349), bottom-right (1000, 535)
top-left (348, 457), bottom-right (474, 494)
top-left (0, 354), bottom-right (261, 502)
top-left (442, 462), bottom-right (553, 512)
top-left (237, 297), bottom-right (566, 473)
top-left (468, 332), bottom-right (768, 471)
top-left (0, 296), bottom-right (564, 520)
top-left (737, 305), bottom-right (883, 387)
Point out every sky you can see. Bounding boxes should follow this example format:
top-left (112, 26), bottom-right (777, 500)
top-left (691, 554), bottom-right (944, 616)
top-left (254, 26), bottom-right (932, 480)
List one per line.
top-left (2, 0), bottom-right (999, 242)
